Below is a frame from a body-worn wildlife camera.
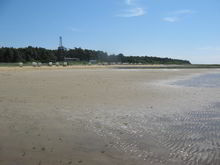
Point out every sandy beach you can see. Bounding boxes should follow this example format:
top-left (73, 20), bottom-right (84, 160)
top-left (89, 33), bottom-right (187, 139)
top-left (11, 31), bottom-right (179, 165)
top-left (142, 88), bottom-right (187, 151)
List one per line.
top-left (0, 67), bottom-right (220, 165)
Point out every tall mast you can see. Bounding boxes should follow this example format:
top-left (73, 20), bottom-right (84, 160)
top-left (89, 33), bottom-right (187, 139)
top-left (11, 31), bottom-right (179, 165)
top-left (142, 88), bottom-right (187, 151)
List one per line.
top-left (59, 36), bottom-right (63, 48)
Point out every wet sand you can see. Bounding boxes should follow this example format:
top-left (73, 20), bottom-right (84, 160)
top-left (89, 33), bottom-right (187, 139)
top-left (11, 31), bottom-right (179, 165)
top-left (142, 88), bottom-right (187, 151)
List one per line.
top-left (0, 68), bottom-right (220, 165)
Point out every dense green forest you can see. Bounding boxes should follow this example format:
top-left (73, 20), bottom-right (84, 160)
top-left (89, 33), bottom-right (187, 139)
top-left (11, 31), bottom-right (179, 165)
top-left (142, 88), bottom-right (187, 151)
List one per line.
top-left (0, 46), bottom-right (191, 64)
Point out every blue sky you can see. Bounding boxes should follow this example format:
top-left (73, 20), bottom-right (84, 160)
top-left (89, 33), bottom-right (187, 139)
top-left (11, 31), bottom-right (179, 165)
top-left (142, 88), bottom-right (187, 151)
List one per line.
top-left (0, 0), bottom-right (220, 64)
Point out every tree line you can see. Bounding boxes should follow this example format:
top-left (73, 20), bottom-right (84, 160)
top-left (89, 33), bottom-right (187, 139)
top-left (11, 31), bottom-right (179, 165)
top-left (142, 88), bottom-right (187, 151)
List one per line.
top-left (0, 46), bottom-right (191, 64)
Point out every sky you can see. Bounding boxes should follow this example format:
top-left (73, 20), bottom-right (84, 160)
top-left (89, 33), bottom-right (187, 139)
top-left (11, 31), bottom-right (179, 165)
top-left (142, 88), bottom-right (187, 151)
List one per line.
top-left (0, 0), bottom-right (220, 64)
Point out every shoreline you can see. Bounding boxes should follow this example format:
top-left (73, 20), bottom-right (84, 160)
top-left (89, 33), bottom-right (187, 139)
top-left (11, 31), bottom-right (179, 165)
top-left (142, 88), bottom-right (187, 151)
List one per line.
top-left (0, 64), bottom-right (220, 72)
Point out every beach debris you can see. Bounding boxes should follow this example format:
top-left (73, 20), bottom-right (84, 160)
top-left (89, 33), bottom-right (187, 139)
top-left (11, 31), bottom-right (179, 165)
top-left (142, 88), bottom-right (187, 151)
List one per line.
top-left (22, 151), bottom-right (26, 157)
top-left (78, 160), bottom-right (83, 163)
top-left (123, 122), bottom-right (128, 126)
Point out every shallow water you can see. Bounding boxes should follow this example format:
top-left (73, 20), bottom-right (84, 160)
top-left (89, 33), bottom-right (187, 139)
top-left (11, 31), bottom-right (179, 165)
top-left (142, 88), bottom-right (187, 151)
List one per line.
top-left (174, 73), bottom-right (220, 88)
top-left (67, 102), bottom-right (220, 165)
top-left (156, 103), bottom-right (220, 165)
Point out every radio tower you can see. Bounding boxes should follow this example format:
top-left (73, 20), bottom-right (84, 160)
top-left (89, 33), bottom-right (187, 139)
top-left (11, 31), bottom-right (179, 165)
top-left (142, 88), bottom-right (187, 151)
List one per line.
top-left (58, 36), bottom-right (65, 51)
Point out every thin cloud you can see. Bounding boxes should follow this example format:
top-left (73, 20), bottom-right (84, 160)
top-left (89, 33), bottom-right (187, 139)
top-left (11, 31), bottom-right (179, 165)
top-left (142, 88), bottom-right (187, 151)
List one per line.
top-left (163, 17), bottom-right (179, 23)
top-left (174, 9), bottom-right (195, 15)
top-left (117, 0), bottom-right (146, 18)
top-left (118, 7), bottom-right (145, 17)
top-left (163, 9), bottom-right (195, 23)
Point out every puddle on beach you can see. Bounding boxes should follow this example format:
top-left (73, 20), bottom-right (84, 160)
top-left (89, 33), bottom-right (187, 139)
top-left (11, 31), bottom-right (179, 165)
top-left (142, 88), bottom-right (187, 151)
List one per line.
top-left (173, 73), bottom-right (220, 88)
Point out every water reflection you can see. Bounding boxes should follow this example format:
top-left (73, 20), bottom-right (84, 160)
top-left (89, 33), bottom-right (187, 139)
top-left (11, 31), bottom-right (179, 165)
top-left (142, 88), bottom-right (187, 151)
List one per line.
top-left (174, 73), bottom-right (220, 88)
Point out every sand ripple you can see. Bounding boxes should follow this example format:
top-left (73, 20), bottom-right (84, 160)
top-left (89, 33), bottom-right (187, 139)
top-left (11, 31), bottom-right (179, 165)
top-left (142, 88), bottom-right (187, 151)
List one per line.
top-left (67, 102), bottom-right (220, 165)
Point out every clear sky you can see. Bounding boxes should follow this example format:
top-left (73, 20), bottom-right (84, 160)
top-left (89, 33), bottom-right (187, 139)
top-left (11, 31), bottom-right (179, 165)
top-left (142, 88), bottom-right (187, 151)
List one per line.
top-left (0, 0), bottom-right (220, 64)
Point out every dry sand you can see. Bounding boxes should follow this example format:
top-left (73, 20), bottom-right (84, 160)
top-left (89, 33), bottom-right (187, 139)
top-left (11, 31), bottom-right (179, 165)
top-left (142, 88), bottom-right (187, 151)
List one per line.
top-left (0, 67), bottom-right (220, 165)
